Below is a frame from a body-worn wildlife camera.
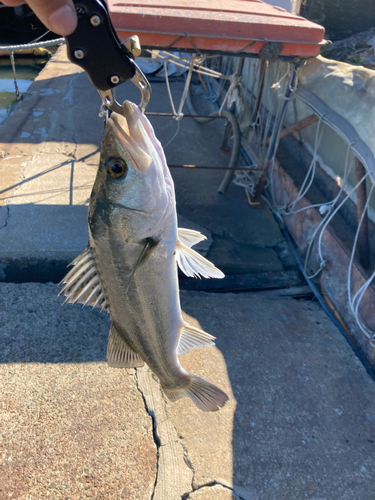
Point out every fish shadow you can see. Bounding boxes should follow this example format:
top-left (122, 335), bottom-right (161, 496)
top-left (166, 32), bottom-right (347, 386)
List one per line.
top-left (0, 283), bottom-right (110, 363)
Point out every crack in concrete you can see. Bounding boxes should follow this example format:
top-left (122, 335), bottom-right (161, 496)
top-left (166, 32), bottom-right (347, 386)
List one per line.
top-left (181, 481), bottom-right (246, 500)
top-left (5, 153), bottom-right (29, 207)
top-left (160, 391), bottom-right (243, 500)
top-left (134, 367), bottom-right (241, 500)
top-left (0, 206), bottom-right (10, 230)
top-left (134, 369), bottom-right (241, 500)
top-left (163, 395), bottom-right (195, 476)
top-left (134, 369), bottom-right (161, 500)
top-left (164, 393), bottom-right (242, 500)
top-left (62, 133), bottom-right (78, 160)
top-left (135, 368), bottom-right (193, 499)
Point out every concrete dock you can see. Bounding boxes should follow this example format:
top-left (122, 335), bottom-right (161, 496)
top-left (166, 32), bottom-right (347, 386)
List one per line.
top-left (1, 47), bottom-right (375, 500)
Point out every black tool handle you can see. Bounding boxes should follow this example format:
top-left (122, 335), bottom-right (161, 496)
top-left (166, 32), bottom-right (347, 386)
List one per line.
top-left (65, 0), bottom-right (135, 91)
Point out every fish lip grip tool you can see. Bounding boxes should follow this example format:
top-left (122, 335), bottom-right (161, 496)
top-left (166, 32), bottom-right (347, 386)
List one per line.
top-left (64, 0), bottom-right (151, 113)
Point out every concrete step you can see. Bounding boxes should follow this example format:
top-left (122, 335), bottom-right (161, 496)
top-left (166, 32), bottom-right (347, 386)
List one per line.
top-left (0, 47), bottom-right (289, 283)
top-left (1, 283), bottom-right (375, 499)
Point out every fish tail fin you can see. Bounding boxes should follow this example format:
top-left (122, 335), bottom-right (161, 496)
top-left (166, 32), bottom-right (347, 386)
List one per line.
top-left (164, 374), bottom-right (229, 412)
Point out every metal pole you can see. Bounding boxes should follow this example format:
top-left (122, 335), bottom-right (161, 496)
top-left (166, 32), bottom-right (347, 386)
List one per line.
top-left (251, 60), bottom-right (267, 123)
top-left (252, 66), bottom-right (297, 203)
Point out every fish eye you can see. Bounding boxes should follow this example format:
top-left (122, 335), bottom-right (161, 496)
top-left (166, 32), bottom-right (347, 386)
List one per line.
top-left (106, 158), bottom-right (127, 179)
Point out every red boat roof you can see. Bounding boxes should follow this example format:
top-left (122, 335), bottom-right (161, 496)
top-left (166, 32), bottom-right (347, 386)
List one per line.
top-left (108, 0), bottom-right (325, 58)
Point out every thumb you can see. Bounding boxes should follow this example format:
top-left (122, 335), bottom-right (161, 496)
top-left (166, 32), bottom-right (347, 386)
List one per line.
top-left (26, 0), bottom-right (77, 36)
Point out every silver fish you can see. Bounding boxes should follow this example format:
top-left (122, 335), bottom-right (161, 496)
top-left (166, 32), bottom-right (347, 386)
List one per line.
top-left (60, 101), bottom-right (228, 411)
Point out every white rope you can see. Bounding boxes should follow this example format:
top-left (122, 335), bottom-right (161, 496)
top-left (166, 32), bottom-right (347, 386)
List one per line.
top-left (280, 115), bottom-right (325, 215)
top-left (162, 54), bottom-right (197, 148)
top-left (163, 120), bottom-right (180, 150)
top-left (176, 54), bottom-right (196, 119)
top-left (164, 54), bottom-right (197, 121)
top-left (347, 183), bottom-right (375, 340)
top-left (302, 145), bottom-right (358, 279)
top-left (254, 57), bottom-right (375, 342)
top-left (234, 167), bottom-right (266, 198)
top-left (164, 61), bottom-right (178, 116)
top-left (261, 61), bottom-right (281, 152)
top-left (0, 38), bottom-right (65, 51)
top-left (219, 73), bottom-right (242, 115)
top-left (147, 50), bottom-right (228, 80)
top-left (200, 55), bottom-right (375, 344)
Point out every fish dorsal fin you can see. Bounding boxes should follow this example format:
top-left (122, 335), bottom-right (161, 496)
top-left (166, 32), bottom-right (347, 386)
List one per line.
top-left (59, 247), bottom-right (108, 311)
top-left (177, 322), bottom-right (216, 356)
top-left (177, 228), bottom-right (207, 248)
top-left (176, 241), bottom-right (225, 279)
top-left (107, 324), bottom-right (144, 368)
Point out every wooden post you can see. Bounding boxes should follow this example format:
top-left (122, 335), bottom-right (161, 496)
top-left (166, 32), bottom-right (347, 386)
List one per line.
top-left (265, 113), bottom-right (319, 145)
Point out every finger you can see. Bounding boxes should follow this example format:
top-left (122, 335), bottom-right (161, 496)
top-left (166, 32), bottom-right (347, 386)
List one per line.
top-left (26, 0), bottom-right (77, 36)
top-left (1, 0), bottom-right (26, 6)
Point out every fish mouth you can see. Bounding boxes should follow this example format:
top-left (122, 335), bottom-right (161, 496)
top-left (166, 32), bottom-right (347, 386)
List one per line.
top-left (109, 103), bottom-right (152, 172)
top-left (111, 202), bottom-right (147, 214)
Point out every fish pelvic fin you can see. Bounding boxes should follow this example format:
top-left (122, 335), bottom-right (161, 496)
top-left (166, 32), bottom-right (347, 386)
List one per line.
top-left (176, 240), bottom-right (225, 279)
top-left (177, 323), bottom-right (216, 356)
top-left (163, 374), bottom-right (229, 412)
top-left (107, 323), bottom-right (144, 368)
top-left (59, 247), bottom-right (108, 311)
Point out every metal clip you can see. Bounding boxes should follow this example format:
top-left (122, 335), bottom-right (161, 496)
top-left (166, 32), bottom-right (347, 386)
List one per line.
top-left (65, 0), bottom-right (151, 115)
top-left (98, 64), bottom-right (151, 115)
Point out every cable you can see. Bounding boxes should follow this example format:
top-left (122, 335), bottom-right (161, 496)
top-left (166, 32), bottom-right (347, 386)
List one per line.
top-left (281, 224), bottom-right (375, 381)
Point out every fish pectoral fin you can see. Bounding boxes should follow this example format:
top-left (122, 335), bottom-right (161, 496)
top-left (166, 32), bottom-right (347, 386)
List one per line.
top-left (177, 228), bottom-right (207, 248)
top-left (177, 323), bottom-right (216, 356)
top-left (138, 237), bottom-right (159, 267)
top-left (176, 241), bottom-right (225, 279)
top-left (126, 237), bottom-right (159, 292)
top-left (59, 247), bottom-right (108, 311)
top-left (107, 324), bottom-right (144, 368)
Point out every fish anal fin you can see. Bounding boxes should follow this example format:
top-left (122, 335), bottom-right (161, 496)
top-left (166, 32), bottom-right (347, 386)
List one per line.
top-left (107, 324), bottom-right (144, 368)
top-left (163, 374), bottom-right (229, 412)
top-left (177, 323), bottom-right (216, 356)
top-left (176, 241), bottom-right (225, 279)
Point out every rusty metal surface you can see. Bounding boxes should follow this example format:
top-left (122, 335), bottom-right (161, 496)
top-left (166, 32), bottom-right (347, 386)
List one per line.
top-left (271, 161), bottom-right (375, 367)
top-left (108, 0), bottom-right (325, 57)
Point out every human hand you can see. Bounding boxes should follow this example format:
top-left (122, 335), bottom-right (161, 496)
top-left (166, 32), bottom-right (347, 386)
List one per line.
top-left (2, 0), bottom-right (78, 36)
